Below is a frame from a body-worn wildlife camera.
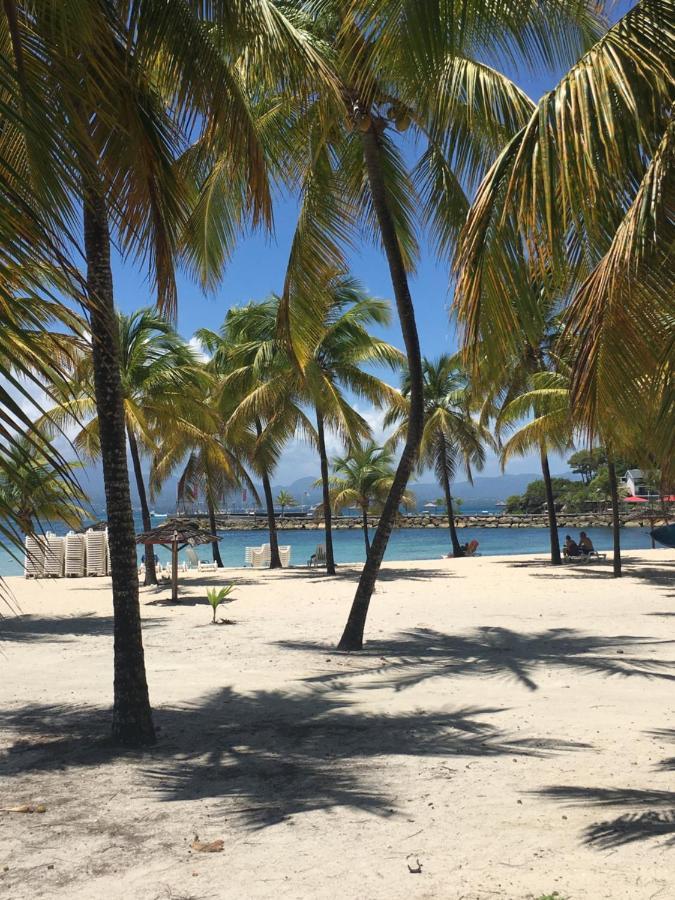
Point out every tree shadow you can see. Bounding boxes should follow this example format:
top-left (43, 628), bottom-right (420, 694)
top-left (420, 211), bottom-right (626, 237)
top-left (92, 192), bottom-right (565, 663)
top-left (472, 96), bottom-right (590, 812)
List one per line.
top-left (280, 627), bottom-right (675, 693)
top-left (534, 785), bottom-right (675, 849)
top-left (0, 614), bottom-right (166, 643)
top-left (649, 729), bottom-right (675, 771)
top-left (508, 558), bottom-right (674, 590)
top-left (0, 689), bottom-right (588, 829)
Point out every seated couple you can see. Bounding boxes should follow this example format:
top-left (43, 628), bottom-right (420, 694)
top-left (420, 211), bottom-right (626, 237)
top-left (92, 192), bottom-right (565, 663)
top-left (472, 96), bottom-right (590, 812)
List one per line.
top-left (564, 532), bottom-right (595, 557)
top-left (444, 539), bottom-right (479, 559)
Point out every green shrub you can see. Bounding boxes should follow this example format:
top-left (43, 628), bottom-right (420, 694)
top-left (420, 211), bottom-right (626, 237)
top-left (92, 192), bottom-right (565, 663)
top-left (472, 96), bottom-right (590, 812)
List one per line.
top-left (206, 585), bottom-right (235, 624)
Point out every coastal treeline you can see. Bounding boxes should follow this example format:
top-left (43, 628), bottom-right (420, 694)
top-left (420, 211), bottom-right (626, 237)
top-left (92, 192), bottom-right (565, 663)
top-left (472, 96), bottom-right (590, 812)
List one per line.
top-left (1, 1), bottom-right (672, 745)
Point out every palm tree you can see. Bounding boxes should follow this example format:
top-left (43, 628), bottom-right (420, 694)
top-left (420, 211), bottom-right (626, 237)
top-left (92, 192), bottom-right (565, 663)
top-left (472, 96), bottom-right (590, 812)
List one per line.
top-left (454, 0), bottom-right (674, 499)
top-left (328, 441), bottom-right (414, 555)
top-left (47, 309), bottom-right (207, 586)
top-left (271, 1), bottom-right (602, 649)
top-left (0, 437), bottom-right (88, 540)
top-left (0, 291), bottom-right (85, 564)
top-left (386, 356), bottom-right (491, 557)
top-left (150, 387), bottom-right (259, 569)
top-left (498, 369), bottom-right (629, 577)
top-left (2, 1), bottom-right (335, 745)
top-left (198, 299), bottom-right (312, 569)
top-left (282, 274), bottom-right (403, 575)
top-left (276, 490), bottom-right (296, 519)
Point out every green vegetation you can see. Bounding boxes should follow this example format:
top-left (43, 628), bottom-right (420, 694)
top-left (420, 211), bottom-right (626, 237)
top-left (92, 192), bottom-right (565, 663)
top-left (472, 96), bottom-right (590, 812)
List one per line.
top-left (1, 1), bottom-right (671, 744)
top-left (276, 490), bottom-right (297, 517)
top-left (386, 355), bottom-right (491, 556)
top-left (206, 585), bottom-right (235, 625)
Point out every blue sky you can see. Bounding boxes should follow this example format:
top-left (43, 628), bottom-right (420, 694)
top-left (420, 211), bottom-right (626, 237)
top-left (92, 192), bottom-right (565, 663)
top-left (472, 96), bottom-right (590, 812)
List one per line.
top-left (109, 3), bottom-right (634, 484)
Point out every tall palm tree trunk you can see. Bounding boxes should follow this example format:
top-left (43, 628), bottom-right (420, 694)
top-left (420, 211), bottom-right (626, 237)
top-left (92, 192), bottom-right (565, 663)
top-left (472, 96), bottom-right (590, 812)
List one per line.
top-left (439, 434), bottom-right (463, 557)
top-left (607, 456), bottom-right (622, 577)
top-left (254, 419), bottom-right (281, 568)
top-left (83, 185), bottom-right (155, 747)
top-left (337, 125), bottom-right (424, 651)
top-left (540, 446), bottom-right (561, 565)
top-left (126, 427), bottom-right (157, 586)
top-left (206, 492), bottom-right (224, 567)
top-left (316, 409), bottom-right (336, 575)
top-left (361, 505), bottom-right (371, 555)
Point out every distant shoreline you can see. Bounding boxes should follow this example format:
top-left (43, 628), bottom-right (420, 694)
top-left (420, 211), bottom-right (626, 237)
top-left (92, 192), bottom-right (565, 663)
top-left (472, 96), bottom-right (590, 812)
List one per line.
top-left (174, 511), bottom-right (664, 531)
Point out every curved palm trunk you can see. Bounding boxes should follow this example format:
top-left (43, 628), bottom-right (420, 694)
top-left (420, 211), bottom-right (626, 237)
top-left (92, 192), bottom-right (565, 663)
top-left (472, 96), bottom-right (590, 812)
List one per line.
top-left (338, 125), bottom-right (425, 651)
top-left (607, 456), bottom-right (622, 577)
top-left (439, 433), bottom-right (463, 557)
top-left (254, 419), bottom-right (281, 569)
top-left (540, 447), bottom-right (561, 565)
top-left (316, 409), bottom-right (336, 575)
top-left (83, 185), bottom-right (155, 747)
top-left (126, 426), bottom-right (157, 586)
top-left (361, 505), bottom-right (371, 556)
top-left (206, 492), bottom-right (224, 567)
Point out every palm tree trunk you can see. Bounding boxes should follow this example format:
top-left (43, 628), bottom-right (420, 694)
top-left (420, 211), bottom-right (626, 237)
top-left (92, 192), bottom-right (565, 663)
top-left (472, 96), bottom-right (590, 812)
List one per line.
top-left (439, 433), bottom-right (463, 556)
top-left (607, 456), bottom-right (622, 577)
top-left (126, 426), bottom-right (157, 586)
top-left (361, 505), bottom-right (371, 556)
top-left (540, 446), bottom-right (561, 565)
top-left (316, 408), bottom-right (336, 575)
top-left (83, 184), bottom-right (155, 747)
top-left (338, 125), bottom-right (425, 651)
top-left (206, 492), bottom-right (224, 567)
top-left (255, 419), bottom-right (281, 569)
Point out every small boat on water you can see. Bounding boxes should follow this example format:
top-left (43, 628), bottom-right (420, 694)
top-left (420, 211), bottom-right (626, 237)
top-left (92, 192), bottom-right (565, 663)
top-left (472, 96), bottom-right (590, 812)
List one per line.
top-left (150, 511), bottom-right (168, 519)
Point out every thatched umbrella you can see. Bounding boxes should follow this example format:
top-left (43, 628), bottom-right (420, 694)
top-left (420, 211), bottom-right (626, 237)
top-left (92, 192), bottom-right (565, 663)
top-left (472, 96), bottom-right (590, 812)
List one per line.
top-left (135, 520), bottom-right (218, 601)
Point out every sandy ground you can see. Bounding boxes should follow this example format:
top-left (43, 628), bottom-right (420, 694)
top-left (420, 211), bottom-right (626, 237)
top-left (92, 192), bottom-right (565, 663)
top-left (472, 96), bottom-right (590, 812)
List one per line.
top-left (0, 549), bottom-right (673, 900)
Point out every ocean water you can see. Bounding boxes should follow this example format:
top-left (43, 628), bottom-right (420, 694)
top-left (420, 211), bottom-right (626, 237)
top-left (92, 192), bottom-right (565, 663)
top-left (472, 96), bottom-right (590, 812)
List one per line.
top-left (0, 513), bottom-right (657, 576)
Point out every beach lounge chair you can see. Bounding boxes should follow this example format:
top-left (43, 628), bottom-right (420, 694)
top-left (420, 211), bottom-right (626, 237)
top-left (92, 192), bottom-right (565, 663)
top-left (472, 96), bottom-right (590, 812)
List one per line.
top-left (251, 545), bottom-right (271, 568)
top-left (279, 545), bottom-right (292, 568)
top-left (245, 545), bottom-right (262, 566)
top-left (465, 539), bottom-right (479, 557)
top-left (65, 532), bottom-right (86, 577)
top-left (198, 559), bottom-right (219, 573)
top-left (185, 547), bottom-right (200, 569)
top-left (563, 547), bottom-right (606, 563)
top-left (24, 534), bottom-right (46, 578)
top-left (43, 535), bottom-right (65, 577)
top-left (307, 544), bottom-right (326, 567)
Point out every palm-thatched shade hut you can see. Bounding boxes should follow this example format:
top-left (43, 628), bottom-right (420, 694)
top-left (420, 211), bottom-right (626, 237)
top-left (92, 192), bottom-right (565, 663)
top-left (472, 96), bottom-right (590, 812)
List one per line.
top-left (135, 520), bottom-right (218, 601)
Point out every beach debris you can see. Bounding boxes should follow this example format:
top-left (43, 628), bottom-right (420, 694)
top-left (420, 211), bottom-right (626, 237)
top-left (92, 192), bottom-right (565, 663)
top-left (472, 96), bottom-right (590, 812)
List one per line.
top-left (2, 803), bottom-right (46, 814)
top-left (407, 856), bottom-right (423, 874)
top-left (190, 835), bottom-right (224, 853)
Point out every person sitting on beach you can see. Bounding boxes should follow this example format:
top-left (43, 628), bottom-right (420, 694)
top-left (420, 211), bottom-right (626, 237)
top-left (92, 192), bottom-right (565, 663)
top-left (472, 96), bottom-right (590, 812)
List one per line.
top-left (564, 535), bottom-right (582, 557)
top-left (578, 532), bottom-right (594, 555)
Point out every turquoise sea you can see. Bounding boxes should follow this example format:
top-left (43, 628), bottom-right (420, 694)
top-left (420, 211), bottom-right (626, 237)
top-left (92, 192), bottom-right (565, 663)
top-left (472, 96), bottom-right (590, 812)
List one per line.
top-left (0, 511), bottom-right (657, 576)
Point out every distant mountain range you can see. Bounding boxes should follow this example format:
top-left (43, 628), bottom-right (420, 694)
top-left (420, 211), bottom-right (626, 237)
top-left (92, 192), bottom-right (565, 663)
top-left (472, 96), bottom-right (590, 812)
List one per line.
top-left (78, 463), bottom-right (576, 515)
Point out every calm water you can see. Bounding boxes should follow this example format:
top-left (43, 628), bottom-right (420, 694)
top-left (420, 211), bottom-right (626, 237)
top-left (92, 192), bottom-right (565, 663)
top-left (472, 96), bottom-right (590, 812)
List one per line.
top-left (0, 513), bottom-right (656, 575)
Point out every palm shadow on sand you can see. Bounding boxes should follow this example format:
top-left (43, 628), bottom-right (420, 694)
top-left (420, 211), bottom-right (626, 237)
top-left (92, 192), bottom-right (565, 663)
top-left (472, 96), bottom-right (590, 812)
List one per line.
top-left (0, 688), bottom-right (588, 830)
top-left (280, 626), bottom-right (675, 693)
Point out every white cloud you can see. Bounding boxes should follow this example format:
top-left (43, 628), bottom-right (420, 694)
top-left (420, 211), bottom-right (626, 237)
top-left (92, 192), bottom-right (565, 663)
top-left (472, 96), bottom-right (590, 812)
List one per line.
top-left (188, 335), bottom-right (210, 363)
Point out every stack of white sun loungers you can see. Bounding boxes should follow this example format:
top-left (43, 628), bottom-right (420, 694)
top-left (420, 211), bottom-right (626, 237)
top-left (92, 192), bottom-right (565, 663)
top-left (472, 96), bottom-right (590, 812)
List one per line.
top-left (86, 529), bottom-right (108, 576)
top-left (42, 533), bottom-right (66, 577)
top-left (24, 534), bottom-right (46, 577)
top-left (65, 531), bottom-right (87, 577)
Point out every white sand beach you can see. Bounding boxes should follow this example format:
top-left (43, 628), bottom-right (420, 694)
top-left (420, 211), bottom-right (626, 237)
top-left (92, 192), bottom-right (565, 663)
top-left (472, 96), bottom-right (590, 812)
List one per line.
top-left (1, 550), bottom-right (673, 900)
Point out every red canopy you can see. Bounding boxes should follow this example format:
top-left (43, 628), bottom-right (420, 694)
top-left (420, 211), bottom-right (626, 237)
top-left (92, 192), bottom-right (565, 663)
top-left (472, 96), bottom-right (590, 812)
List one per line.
top-left (623, 495), bottom-right (648, 503)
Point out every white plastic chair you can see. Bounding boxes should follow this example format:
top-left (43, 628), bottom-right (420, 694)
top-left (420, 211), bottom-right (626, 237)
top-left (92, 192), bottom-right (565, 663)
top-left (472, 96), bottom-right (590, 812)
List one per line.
top-left (250, 546), bottom-right (271, 568)
top-left (279, 546), bottom-right (292, 568)
top-left (307, 544), bottom-right (326, 567)
top-left (24, 534), bottom-right (46, 578)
